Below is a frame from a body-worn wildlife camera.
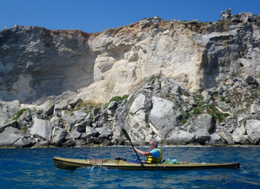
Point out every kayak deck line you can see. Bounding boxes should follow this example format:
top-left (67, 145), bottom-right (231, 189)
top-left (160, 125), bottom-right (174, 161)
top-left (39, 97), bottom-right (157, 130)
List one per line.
top-left (53, 157), bottom-right (240, 171)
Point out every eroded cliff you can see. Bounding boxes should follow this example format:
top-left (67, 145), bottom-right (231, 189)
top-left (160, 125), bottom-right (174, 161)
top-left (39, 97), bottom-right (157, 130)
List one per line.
top-left (1, 11), bottom-right (260, 105)
top-left (1, 10), bottom-right (260, 147)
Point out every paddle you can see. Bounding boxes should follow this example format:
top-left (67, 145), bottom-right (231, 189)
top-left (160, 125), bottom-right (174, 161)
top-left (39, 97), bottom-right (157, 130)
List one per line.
top-left (122, 128), bottom-right (144, 166)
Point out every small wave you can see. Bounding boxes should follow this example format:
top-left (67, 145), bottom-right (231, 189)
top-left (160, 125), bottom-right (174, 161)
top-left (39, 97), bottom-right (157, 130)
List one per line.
top-left (90, 164), bottom-right (108, 172)
top-left (163, 145), bottom-right (207, 148)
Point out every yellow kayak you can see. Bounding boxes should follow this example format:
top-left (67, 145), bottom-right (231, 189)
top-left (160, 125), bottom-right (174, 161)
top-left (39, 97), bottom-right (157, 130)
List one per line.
top-left (53, 157), bottom-right (240, 170)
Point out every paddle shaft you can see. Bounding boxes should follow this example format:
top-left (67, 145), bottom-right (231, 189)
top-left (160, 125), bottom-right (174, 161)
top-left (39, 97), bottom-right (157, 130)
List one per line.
top-left (129, 138), bottom-right (143, 164)
top-left (122, 129), bottom-right (143, 165)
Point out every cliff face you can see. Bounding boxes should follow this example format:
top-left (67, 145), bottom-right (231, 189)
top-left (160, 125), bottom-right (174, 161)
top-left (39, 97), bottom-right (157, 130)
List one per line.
top-left (1, 12), bottom-right (260, 105)
top-left (1, 11), bottom-right (260, 147)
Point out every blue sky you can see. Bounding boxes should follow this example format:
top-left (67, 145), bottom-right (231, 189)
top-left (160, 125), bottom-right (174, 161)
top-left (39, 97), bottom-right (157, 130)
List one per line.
top-left (1, 0), bottom-right (260, 33)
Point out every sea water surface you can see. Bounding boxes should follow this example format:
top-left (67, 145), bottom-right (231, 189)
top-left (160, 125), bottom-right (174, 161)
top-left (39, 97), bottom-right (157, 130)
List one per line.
top-left (0, 146), bottom-right (260, 189)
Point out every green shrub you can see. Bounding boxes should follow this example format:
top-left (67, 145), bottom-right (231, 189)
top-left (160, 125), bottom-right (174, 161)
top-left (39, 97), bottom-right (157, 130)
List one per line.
top-left (104, 95), bottom-right (129, 108)
top-left (193, 108), bottom-right (201, 115)
top-left (208, 104), bottom-right (230, 122)
top-left (89, 114), bottom-right (94, 120)
top-left (220, 96), bottom-right (225, 101)
top-left (211, 93), bottom-right (218, 101)
top-left (217, 116), bottom-right (223, 123)
top-left (110, 96), bottom-right (122, 102)
top-left (14, 109), bottom-right (27, 120)
top-left (214, 112), bottom-right (229, 122)
top-left (150, 76), bottom-right (155, 81)
top-left (223, 113), bottom-right (229, 117)
top-left (122, 95), bottom-right (129, 100)
top-left (182, 111), bottom-right (189, 119)
top-left (209, 104), bottom-right (217, 112)
top-left (182, 120), bottom-right (187, 124)
top-left (225, 99), bottom-right (231, 103)
top-left (149, 75), bottom-right (159, 81)
top-left (195, 94), bottom-right (203, 100)
top-left (36, 110), bottom-right (43, 115)
top-left (198, 101), bottom-right (204, 107)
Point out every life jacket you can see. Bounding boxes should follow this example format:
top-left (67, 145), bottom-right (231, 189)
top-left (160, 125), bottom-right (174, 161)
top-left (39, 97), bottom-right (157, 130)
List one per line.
top-left (146, 148), bottom-right (162, 164)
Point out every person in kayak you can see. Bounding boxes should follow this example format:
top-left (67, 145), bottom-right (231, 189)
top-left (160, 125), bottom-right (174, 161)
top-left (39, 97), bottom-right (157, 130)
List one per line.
top-left (133, 140), bottom-right (162, 163)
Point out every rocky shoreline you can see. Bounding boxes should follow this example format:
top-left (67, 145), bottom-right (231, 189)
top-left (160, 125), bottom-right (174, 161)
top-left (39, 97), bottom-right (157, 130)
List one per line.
top-left (1, 75), bottom-right (260, 148)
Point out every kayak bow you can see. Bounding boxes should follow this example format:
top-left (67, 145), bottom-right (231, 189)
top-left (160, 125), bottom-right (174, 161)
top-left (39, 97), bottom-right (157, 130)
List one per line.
top-left (53, 157), bottom-right (240, 171)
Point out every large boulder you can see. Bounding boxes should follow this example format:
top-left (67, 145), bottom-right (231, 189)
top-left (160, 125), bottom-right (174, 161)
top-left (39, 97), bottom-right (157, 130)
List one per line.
top-left (127, 93), bottom-right (150, 130)
top-left (51, 126), bottom-right (67, 146)
top-left (54, 100), bottom-right (68, 116)
top-left (208, 133), bottom-right (225, 145)
top-left (233, 124), bottom-right (246, 136)
top-left (111, 125), bottom-right (123, 143)
top-left (0, 127), bottom-right (35, 148)
top-left (245, 120), bottom-right (260, 144)
top-left (40, 101), bottom-right (54, 116)
top-left (178, 131), bottom-right (195, 145)
top-left (96, 127), bottom-right (112, 138)
top-left (232, 124), bottom-right (249, 144)
top-left (60, 111), bottom-right (85, 131)
top-left (50, 116), bottom-right (60, 125)
top-left (72, 119), bottom-right (90, 132)
top-left (30, 117), bottom-right (55, 140)
top-left (195, 129), bottom-right (210, 144)
top-left (194, 114), bottom-right (215, 132)
top-left (71, 130), bottom-right (81, 139)
top-left (165, 132), bottom-right (179, 145)
top-left (218, 130), bottom-right (234, 145)
top-left (85, 126), bottom-right (98, 138)
top-left (0, 120), bottom-right (19, 133)
top-left (165, 131), bottom-right (195, 145)
top-left (149, 96), bottom-right (182, 140)
top-left (232, 134), bottom-right (249, 144)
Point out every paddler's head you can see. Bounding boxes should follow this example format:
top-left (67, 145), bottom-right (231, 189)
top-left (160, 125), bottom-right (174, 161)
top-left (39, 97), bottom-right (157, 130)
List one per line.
top-left (149, 140), bottom-right (158, 149)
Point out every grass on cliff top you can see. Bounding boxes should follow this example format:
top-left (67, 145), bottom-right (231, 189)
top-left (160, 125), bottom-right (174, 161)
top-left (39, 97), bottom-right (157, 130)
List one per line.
top-left (72, 100), bottom-right (100, 114)
top-left (104, 95), bottom-right (129, 108)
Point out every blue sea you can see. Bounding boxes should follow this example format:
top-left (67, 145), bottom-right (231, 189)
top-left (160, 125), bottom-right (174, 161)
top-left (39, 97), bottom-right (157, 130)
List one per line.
top-left (0, 146), bottom-right (260, 189)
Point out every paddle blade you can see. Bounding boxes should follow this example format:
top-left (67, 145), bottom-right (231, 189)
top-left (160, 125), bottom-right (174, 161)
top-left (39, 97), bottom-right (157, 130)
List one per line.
top-left (122, 128), bottom-right (131, 142)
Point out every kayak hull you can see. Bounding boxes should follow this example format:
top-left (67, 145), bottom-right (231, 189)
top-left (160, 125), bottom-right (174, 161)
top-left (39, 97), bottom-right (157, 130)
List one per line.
top-left (53, 157), bottom-right (240, 171)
